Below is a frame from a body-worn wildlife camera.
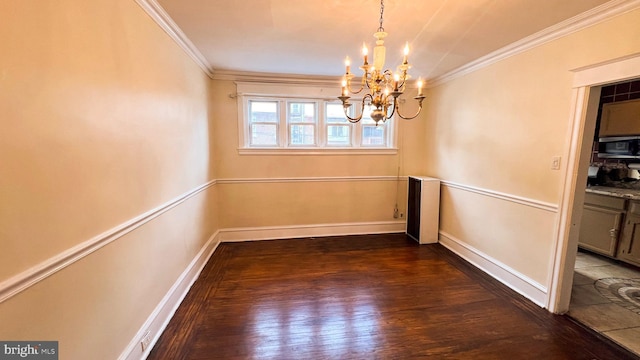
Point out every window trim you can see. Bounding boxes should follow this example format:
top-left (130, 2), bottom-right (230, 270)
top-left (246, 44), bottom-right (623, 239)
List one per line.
top-left (236, 82), bottom-right (397, 155)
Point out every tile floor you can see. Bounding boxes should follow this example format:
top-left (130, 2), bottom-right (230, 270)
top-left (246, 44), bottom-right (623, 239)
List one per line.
top-left (570, 250), bottom-right (640, 356)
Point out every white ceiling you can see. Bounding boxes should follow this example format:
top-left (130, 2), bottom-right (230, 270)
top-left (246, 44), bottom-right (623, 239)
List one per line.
top-left (156, 0), bottom-right (612, 80)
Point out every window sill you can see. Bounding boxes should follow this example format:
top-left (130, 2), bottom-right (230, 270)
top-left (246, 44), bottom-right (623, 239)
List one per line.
top-left (237, 147), bottom-right (398, 156)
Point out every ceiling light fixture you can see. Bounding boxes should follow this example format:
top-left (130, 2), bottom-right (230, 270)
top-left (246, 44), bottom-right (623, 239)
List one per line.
top-left (338, 0), bottom-right (425, 125)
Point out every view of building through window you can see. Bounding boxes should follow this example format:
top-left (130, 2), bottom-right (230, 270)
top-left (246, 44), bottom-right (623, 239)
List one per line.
top-left (245, 96), bottom-right (392, 149)
top-left (249, 101), bottom-right (278, 146)
top-left (326, 103), bottom-right (351, 146)
top-left (289, 103), bottom-right (316, 145)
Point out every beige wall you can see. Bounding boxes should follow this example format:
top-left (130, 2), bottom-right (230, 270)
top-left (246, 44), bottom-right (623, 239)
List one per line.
top-left (426, 9), bottom-right (640, 289)
top-left (6, 0), bottom-right (632, 357)
top-left (211, 79), bottom-right (426, 229)
top-left (0, 1), bottom-right (424, 357)
top-left (0, 1), bottom-right (217, 359)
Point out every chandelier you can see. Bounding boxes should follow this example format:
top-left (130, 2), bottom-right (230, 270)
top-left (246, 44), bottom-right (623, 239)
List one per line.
top-left (338, 0), bottom-right (425, 125)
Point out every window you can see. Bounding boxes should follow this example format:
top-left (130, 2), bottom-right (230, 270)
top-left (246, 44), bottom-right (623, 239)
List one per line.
top-left (288, 102), bottom-right (316, 146)
top-left (249, 100), bottom-right (279, 146)
top-left (326, 103), bottom-right (351, 146)
top-left (360, 105), bottom-right (387, 147)
top-left (237, 82), bottom-right (396, 154)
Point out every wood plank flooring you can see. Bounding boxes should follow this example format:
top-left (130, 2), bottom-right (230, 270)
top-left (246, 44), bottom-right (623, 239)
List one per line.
top-left (148, 234), bottom-right (639, 359)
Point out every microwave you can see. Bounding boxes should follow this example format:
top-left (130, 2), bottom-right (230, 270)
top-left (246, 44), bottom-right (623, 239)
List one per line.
top-left (598, 136), bottom-right (640, 159)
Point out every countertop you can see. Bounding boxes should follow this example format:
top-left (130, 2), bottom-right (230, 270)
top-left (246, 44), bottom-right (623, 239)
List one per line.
top-left (586, 185), bottom-right (640, 200)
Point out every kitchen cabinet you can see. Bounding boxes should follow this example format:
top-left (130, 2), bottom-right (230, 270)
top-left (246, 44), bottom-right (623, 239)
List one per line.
top-left (578, 193), bottom-right (625, 257)
top-left (598, 99), bottom-right (640, 137)
top-left (617, 201), bottom-right (640, 267)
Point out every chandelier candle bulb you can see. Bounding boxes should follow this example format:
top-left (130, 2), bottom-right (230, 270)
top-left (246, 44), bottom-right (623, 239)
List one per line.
top-left (362, 43), bottom-right (369, 64)
top-left (336, 0), bottom-right (425, 124)
top-left (403, 42), bottom-right (409, 64)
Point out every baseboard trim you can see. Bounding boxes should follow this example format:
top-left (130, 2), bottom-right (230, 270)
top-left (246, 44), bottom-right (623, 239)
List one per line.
top-left (0, 180), bottom-right (216, 304)
top-left (119, 231), bottom-right (220, 360)
top-left (121, 221), bottom-right (405, 359)
top-left (438, 231), bottom-right (548, 308)
top-left (219, 221), bottom-right (406, 242)
top-left (121, 225), bottom-right (547, 359)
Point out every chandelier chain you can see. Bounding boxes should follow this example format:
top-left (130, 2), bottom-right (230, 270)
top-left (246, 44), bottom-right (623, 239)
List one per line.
top-left (338, 0), bottom-right (425, 124)
top-left (378, 0), bottom-right (385, 32)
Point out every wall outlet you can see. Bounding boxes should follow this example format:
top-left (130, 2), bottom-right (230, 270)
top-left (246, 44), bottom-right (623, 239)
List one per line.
top-left (140, 330), bottom-right (151, 352)
top-left (400, 213), bottom-right (404, 218)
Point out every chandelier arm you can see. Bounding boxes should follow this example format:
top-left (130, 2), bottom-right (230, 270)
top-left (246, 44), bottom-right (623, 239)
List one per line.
top-left (364, 73), bottom-right (375, 92)
top-left (338, 0), bottom-right (425, 124)
top-left (343, 95), bottom-right (372, 123)
top-left (347, 116), bottom-right (363, 124)
top-left (398, 78), bottom-right (407, 91)
top-left (387, 98), bottom-right (398, 119)
top-left (347, 82), bottom-right (365, 95)
top-left (395, 97), bottom-right (425, 120)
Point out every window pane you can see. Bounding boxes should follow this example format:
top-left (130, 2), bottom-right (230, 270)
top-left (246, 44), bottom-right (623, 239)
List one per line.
top-left (327, 125), bottom-right (350, 145)
top-left (290, 124), bottom-right (315, 145)
top-left (289, 103), bottom-right (316, 123)
top-left (326, 103), bottom-right (349, 123)
top-left (251, 124), bottom-right (277, 145)
top-left (362, 125), bottom-right (385, 146)
top-left (250, 101), bottom-right (278, 123)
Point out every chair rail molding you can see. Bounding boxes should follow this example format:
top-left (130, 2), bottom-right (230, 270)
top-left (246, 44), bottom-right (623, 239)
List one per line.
top-left (0, 180), bottom-right (216, 304)
top-left (441, 180), bottom-right (559, 213)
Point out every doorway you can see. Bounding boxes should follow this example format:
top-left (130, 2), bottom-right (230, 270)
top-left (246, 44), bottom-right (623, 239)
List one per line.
top-left (549, 53), bottom-right (640, 318)
top-left (565, 79), bottom-right (640, 355)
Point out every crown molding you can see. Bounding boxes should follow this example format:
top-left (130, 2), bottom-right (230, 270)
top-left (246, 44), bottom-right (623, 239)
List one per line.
top-left (428, 0), bottom-right (640, 87)
top-left (212, 69), bottom-right (341, 86)
top-left (134, 0), bottom-right (215, 78)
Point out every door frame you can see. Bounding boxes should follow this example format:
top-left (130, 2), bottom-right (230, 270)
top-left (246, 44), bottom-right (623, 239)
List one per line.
top-left (548, 53), bottom-right (640, 313)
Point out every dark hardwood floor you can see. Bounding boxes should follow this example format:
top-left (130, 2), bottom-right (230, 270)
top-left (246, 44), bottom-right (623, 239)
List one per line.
top-left (148, 233), bottom-right (639, 359)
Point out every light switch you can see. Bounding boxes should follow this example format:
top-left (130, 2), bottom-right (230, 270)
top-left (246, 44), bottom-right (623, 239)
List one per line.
top-left (551, 156), bottom-right (561, 170)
